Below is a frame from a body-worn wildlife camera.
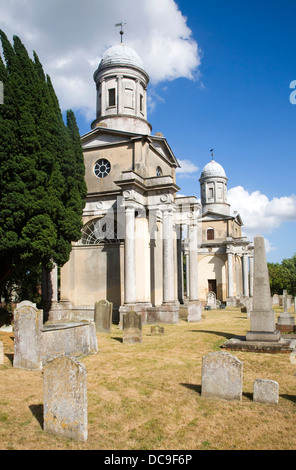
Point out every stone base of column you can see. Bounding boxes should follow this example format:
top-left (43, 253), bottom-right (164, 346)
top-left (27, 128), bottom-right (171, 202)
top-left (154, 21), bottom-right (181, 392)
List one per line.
top-left (187, 301), bottom-right (202, 322)
top-left (42, 301), bottom-right (72, 323)
top-left (226, 297), bottom-right (236, 307)
top-left (149, 302), bottom-right (179, 324)
top-left (119, 303), bottom-right (152, 326)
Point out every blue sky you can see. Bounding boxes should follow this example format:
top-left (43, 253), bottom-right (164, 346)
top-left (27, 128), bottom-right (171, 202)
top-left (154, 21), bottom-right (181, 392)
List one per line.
top-left (1, 0), bottom-right (296, 263)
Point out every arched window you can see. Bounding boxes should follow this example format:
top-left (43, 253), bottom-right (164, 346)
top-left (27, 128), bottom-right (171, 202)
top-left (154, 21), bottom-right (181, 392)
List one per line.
top-left (207, 228), bottom-right (214, 241)
top-left (156, 166), bottom-right (163, 177)
top-left (79, 217), bottom-right (121, 245)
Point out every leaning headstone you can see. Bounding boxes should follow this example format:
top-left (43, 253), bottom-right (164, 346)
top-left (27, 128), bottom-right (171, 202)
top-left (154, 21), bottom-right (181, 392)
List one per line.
top-left (43, 355), bottom-right (87, 442)
top-left (0, 341), bottom-right (4, 365)
top-left (246, 235), bottom-right (281, 342)
top-left (94, 300), bottom-right (113, 333)
top-left (253, 378), bottom-right (279, 404)
top-left (122, 310), bottom-right (142, 344)
top-left (201, 351), bottom-right (243, 401)
top-left (13, 301), bottom-right (43, 370)
top-left (277, 290), bottom-right (295, 332)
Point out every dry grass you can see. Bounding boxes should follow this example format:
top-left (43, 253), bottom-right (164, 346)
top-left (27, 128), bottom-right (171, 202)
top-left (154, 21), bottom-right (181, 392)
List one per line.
top-left (1, 307), bottom-right (296, 450)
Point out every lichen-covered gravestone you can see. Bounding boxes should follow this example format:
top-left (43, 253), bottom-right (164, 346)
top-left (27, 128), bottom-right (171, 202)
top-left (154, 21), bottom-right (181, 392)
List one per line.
top-left (201, 351), bottom-right (243, 401)
top-left (94, 300), bottom-right (113, 333)
top-left (122, 310), bottom-right (142, 343)
top-left (253, 379), bottom-right (279, 404)
top-left (43, 355), bottom-right (88, 442)
top-left (13, 301), bottom-right (43, 370)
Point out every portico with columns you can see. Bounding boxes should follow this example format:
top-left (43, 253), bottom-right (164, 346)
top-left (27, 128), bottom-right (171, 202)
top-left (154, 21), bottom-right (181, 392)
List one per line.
top-left (44, 38), bottom-right (252, 323)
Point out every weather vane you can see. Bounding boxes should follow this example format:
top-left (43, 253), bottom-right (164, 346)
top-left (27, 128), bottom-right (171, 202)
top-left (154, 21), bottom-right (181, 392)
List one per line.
top-left (210, 148), bottom-right (214, 159)
top-left (115, 22), bottom-right (127, 43)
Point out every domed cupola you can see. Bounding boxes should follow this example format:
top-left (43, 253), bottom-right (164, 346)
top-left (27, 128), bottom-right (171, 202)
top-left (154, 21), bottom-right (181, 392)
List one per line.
top-left (199, 158), bottom-right (230, 216)
top-left (91, 42), bottom-right (151, 134)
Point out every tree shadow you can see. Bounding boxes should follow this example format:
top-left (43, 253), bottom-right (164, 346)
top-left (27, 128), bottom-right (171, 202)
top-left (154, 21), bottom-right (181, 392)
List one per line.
top-left (29, 404), bottom-right (43, 429)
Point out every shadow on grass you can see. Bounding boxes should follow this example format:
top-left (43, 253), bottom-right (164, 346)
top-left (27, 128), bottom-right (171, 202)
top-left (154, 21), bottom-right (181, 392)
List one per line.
top-left (189, 329), bottom-right (239, 341)
top-left (5, 353), bottom-right (13, 365)
top-left (29, 404), bottom-right (43, 429)
top-left (111, 336), bottom-right (123, 343)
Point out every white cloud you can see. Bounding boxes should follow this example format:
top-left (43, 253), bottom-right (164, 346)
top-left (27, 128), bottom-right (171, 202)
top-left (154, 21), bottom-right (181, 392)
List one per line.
top-left (228, 186), bottom-right (296, 251)
top-left (176, 159), bottom-right (199, 177)
top-left (0, 0), bottom-right (201, 119)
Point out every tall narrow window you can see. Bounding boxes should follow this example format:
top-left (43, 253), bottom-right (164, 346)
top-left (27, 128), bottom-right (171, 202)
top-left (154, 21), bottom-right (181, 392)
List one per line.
top-left (140, 94), bottom-right (143, 112)
top-left (207, 228), bottom-right (214, 240)
top-left (108, 88), bottom-right (115, 107)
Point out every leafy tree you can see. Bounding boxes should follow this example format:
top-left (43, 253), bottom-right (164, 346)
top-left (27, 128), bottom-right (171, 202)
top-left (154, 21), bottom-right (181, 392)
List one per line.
top-left (268, 254), bottom-right (296, 297)
top-left (0, 31), bottom-right (86, 298)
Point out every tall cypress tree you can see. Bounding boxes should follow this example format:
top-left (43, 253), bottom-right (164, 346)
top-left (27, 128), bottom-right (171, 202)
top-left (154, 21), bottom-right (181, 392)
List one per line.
top-left (0, 31), bottom-right (86, 294)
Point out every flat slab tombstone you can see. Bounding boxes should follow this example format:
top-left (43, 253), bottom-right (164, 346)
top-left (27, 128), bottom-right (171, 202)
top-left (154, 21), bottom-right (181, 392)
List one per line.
top-left (43, 355), bottom-right (87, 442)
top-left (122, 310), bottom-right (142, 344)
top-left (94, 300), bottom-right (113, 333)
top-left (13, 301), bottom-right (43, 370)
top-left (253, 378), bottom-right (279, 404)
top-left (201, 351), bottom-right (243, 401)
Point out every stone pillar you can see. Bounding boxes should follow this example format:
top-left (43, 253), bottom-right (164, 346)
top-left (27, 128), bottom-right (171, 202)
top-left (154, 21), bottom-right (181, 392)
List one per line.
top-left (101, 78), bottom-right (106, 115)
top-left (185, 250), bottom-right (189, 299)
top-left (227, 252), bottom-right (234, 298)
top-left (124, 205), bottom-right (136, 304)
top-left (242, 253), bottom-right (249, 297)
top-left (162, 207), bottom-right (175, 303)
top-left (187, 221), bottom-right (202, 322)
top-left (246, 235), bottom-right (280, 342)
top-left (188, 223), bottom-right (199, 302)
top-left (249, 256), bottom-right (254, 297)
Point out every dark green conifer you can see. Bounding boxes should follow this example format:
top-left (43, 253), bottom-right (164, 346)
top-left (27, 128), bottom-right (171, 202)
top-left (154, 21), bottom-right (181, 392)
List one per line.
top-left (0, 31), bottom-right (86, 294)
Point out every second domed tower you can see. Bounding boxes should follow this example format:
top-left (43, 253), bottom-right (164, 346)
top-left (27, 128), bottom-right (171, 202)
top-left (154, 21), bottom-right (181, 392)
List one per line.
top-left (199, 159), bottom-right (230, 216)
top-left (92, 43), bottom-right (151, 134)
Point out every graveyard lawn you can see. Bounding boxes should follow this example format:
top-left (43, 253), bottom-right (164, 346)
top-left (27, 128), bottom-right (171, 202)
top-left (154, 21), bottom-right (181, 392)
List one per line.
top-left (1, 306), bottom-right (296, 450)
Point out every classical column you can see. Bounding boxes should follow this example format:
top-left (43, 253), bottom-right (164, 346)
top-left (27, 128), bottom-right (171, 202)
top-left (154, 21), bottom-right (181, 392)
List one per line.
top-left (162, 208), bottom-right (174, 303)
top-left (124, 205), bottom-right (136, 304)
top-left (249, 256), bottom-right (254, 297)
top-left (242, 253), bottom-right (249, 297)
top-left (101, 78), bottom-right (106, 115)
top-left (185, 250), bottom-right (189, 299)
top-left (117, 74), bottom-right (123, 114)
top-left (227, 252), bottom-right (234, 298)
top-left (42, 263), bottom-right (58, 303)
top-left (188, 222), bottom-right (199, 302)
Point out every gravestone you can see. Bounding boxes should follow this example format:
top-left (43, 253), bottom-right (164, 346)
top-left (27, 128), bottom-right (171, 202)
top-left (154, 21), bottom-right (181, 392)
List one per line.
top-left (122, 310), bottom-right (142, 343)
top-left (277, 290), bottom-right (295, 332)
top-left (201, 351), bottom-right (243, 401)
top-left (13, 301), bottom-right (43, 370)
top-left (207, 291), bottom-right (217, 309)
top-left (151, 325), bottom-right (164, 335)
top-left (253, 378), bottom-right (279, 404)
top-left (43, 355), bottom-right (88, 442)
top-left (0, 341), bottom-right (3, 365)
top-left (94, 300), bottom-right (113, 333)
top-left (246, 235), bottom-right (281, 342)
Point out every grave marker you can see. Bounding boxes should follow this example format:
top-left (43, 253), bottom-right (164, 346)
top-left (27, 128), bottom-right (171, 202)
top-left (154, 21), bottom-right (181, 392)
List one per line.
top-left (122, 310), bottom-right (142, 343)
top-left (201, 351), bottom-right (243, 401)
top-left (43, 355), bottom-right (88, 442)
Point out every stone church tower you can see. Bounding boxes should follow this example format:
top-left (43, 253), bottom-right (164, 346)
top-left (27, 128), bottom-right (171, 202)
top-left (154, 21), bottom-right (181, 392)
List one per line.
top-left (44, 40), bottom-right (253, 322)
